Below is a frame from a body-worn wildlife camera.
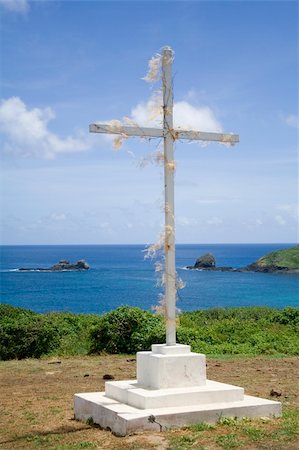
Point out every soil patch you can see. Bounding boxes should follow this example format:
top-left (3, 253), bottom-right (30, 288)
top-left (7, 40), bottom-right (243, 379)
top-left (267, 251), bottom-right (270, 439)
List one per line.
top-left (0, 355), bottom-right (298, 449)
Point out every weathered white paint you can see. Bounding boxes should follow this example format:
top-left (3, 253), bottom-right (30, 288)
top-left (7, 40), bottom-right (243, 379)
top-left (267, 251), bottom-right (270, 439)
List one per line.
top-left (90, 123), bottom-right (239, 144)
top-left (176, 129), bottom-right (239, 143)
top-left (89, 46), bottom-right (239, 346)
top-left (105, 379), bottom-right (244, 410)
top-left (74, 390), bottom-right (281, 436)
top-left (162, 47), bottom-right (176, 346)
top-left (136, 344), bottom-right (206, 389)
top-left (89, 124), bottom-right (163, 138)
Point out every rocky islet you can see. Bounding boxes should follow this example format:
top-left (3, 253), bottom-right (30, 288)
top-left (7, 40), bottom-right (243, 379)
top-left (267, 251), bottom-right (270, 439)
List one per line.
top-left (18, 259), bottom-right (90, 272)
top-left (187, 246), bottom-right (299, 274)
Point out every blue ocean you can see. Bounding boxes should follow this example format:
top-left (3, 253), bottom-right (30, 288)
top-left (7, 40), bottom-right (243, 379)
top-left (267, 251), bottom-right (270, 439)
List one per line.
top-left (0, 244), bottom-right (298, 315)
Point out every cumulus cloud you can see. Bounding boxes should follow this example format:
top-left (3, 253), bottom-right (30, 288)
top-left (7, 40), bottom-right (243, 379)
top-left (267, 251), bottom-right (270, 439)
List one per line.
top-left (130, 93), bottom-right (222, 132)
top-left (0, 97), bottom-right (91, 158)
top-left (0, 0), bottom-right (29, 13)
top-left (174, 101), bottom-right (222, 132)
top-left (283, 114), bottom-right (299, 129)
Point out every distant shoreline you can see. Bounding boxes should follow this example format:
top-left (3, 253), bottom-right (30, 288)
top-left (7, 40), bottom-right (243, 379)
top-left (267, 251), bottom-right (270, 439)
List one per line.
top-left (0, 242), bottom-right (297, 247)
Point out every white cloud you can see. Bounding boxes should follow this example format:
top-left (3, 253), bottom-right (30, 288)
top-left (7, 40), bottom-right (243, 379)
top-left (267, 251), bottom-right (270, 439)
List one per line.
top-left (130, 93), bottom-right (222, 132)
top-left (0, 97), bottom-right (91, 158)
top-left (275, 215), bottom-right (287, 226)
top-left (283, 114), bottom-right (299, 129)
top-left (0, 0), bottom-right (29, 13)
top-left (130, 93), bottom-right (162, 127)
top-left (174, 101), bottom-right (222, 132)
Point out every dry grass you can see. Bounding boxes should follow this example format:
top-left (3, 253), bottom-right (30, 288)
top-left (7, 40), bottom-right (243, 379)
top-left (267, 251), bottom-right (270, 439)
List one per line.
top-left (0, 355), bottom-right (298, 449)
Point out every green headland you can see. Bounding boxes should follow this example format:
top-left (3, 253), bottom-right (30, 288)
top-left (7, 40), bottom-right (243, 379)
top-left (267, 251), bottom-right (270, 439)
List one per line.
top-left (248, 245), bottom-right (299, 272)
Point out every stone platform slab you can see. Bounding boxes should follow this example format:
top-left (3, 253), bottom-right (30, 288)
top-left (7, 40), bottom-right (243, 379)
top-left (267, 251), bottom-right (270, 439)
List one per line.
top-left (105, 379), bottom-right (244, 409)
top-left (74, 390), bottom-right (281, 436)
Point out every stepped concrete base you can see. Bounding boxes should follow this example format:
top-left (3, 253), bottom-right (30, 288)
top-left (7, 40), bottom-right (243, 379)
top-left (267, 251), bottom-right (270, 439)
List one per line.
top-left (74, 389), bottom-right (281, 436)
top-left (105, 379), bottom-right (244, 409)
top-left (74, 344), bottom-right (281, 436)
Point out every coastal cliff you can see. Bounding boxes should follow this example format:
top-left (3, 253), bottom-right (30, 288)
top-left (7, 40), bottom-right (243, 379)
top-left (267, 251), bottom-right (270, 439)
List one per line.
top-left (245, 246), bottom-right (299, 273)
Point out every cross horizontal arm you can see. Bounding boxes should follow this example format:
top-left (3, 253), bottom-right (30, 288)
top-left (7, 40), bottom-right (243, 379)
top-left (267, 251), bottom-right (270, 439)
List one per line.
top-left (89, 123), bottom-right (163, 138)
top-left (176, 130), bottom-right (239, 144)
top-left (90, 124), bottom-right (239, 144)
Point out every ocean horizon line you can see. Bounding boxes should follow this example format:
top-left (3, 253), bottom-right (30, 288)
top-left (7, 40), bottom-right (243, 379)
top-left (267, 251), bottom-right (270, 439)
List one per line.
top-left (0, 242), bottom-right (296, 247)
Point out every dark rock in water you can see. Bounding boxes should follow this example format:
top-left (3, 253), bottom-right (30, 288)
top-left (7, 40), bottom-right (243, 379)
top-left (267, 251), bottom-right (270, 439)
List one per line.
top-left (50, 259), bottom-right (89, 271)
top-left (194, 253), bottom-right (216, 269)
top-left (186, 253), bottom-right (237, 271)
top-left (18, 259), bottom-right (89, 272)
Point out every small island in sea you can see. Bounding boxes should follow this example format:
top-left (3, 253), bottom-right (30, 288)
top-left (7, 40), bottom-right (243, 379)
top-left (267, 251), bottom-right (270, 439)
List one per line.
top-left (187, 245), bottom-right (299, 274)
top-left (17, 259), bottom-right (90, 272)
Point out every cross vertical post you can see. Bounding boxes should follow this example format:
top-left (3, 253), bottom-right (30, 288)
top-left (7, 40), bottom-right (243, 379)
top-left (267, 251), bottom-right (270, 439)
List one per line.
top-left (162, 48), bottom-right (176, 346)
top-left (89, 46), bottom-right (239, 348)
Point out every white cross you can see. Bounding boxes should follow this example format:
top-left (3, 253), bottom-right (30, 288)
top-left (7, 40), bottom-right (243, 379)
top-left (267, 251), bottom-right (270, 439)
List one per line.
top-left (90, 47), bottom-right (239, 346)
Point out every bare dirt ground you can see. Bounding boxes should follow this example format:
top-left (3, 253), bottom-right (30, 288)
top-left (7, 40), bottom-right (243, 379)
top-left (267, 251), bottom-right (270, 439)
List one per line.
top-left (0, 355), bottom-right (298, 450)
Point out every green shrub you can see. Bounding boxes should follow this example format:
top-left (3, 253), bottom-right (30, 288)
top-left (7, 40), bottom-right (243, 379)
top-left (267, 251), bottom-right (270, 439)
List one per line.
top-left (0, 315), bottom-right (60, 360)
top-left (0, 304), bottom-right (101, 360)
top-left (178, 307), bottom-right (299, 356)
top-left (46, 312), bottom-right (101, 356)
top-left (0, 303), bottom-right (36, 319)
top-left (271, 307), bottom-right (299, 325)
top-left (89, 306), bottom-right (165, 354)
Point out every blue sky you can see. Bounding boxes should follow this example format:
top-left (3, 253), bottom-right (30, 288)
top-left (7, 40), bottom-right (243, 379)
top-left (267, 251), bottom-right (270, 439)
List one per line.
top-left (0, 0), bottom-right (298, 245)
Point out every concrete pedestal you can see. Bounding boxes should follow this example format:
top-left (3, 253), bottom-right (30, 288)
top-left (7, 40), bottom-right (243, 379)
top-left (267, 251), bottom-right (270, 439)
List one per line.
top-left (74, 344), bottom-right (281, 436)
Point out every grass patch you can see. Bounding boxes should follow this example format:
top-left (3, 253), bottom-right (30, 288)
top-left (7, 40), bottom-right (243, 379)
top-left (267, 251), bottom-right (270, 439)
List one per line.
top-left (215, 433), bottom-right (240, 449)
top-left (52, 443), bottom-right (97, 450)
top-left (257, 246), bottom-right (299, 269)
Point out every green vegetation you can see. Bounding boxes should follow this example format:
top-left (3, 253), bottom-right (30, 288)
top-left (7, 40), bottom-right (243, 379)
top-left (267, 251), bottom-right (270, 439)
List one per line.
top-left (89, 306), bottom-right (165, 354)
top-left (0, 304), bottom-right (298, 360)
top-left (178, 306), bottom-right (299, 355)
top-left (255, 245), bottom-right (299, 269)
top-left (0, 304), bottom-right (100, 360)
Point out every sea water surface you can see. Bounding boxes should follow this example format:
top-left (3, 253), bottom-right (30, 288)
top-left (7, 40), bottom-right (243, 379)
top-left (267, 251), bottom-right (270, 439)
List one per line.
top-left (0, 244), bottom-right (298, 314)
